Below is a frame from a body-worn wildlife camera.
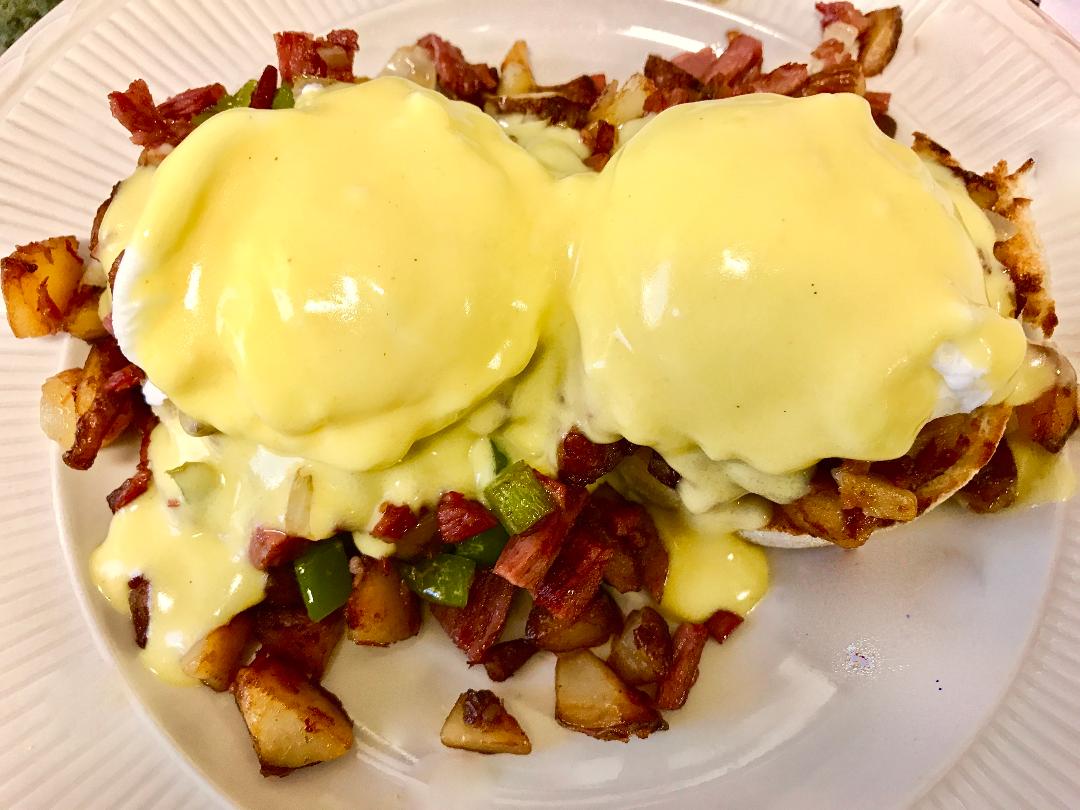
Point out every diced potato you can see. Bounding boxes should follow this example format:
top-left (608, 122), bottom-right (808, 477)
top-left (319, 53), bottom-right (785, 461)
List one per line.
top-left (959, 440), bottom-right (1018, 514)
top-left (498, 40), bottom-right (536, 96)
top-left (40, 369), bottom-right (82, 448)
top-left (233, 653), bottom-right (353, 775)
top-left (1015, 349), bottom-right (1079, 453)
top-left (62, 285), bottom-right (107, 340)
top-left (802, 61), bottom-right (866, 97)
top-left (607, 607), bottom-right (672, 686)
top-left (859, 7), bottom-right (902, 77)
top-left (525, 591), bottom-right (622, 653)
top-left (263, 567), bottom-right (304, 608)
top-left (252, 603), bottom-right (344, 680)
top-left (554, 650), bottom-right (667, 741)
top-left (182, 613), bottom-right (254, 691)
top-left (57, 339), bottom-right (137, 469)
top-left (834, 465), bottom-right (917, 521)
top-left (588, 74), bottom-right (656, 125)
top-left (440, 689), bottom-right (531, 755)
top-left (482, 639), bottom-right (539, 682)
top-left (2, 236), bottom-right (83, 337)
top-left (345, 557), bottom-right (421, 646)
top-left (379, 44), bottom-right (436, 89)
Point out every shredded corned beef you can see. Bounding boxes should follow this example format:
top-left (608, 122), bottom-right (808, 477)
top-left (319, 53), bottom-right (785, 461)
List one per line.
top-left (655, 622), bottom-right (709, 710)
top-left (815, 1), bottom-right (872, 33)
top-left (557, 428), bottom-right (633, 487)
top-left (108, 80), bottom-right (226, 149)
top-left (671, 47), bottom-right (721, 81)
top-left (431, 570), bottom-right (516, 662)
top-left (532, 521), bottom-right (614, 622)
top-left (494, 474), bottom-right (588, 591)
top-left (106, 412), bottom-right (157, 513)
top-left (700, 33), bottom-right (763, 86)
top-left (103, 363), bottom-right (145, 394)
top-left (371, 502), bottom-right (420, 540)
top-left (811, 38), bottom-right (852, 70)
top-left (249, 527), bottom-right (311, 570)
top-left (436, 491), bottom-right (499, 542)
top-left (581, 119), bottom-right (616, 171)
top-left (644, 54), bottom-right (702, 91)
top-left (417, 33), bottom-right (498, 104)
top-left (274, 29), bottom-right (359, 84)
top-left (249, 65), bottom-right (279, 110)
top-left (864, 90), bottom-right (891, 116)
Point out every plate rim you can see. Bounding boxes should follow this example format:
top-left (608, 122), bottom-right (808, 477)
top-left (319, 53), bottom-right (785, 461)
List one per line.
top-left (1, 0), bottom-right (1079, 807)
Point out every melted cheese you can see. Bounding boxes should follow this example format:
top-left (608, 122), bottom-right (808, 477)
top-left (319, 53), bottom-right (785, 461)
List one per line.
top-left (92, 83), bottom-right (1066, 681)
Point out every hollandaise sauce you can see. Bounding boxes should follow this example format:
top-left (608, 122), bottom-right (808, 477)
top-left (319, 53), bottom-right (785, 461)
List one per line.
top-left (90, 80), bottom-right (1061, 682)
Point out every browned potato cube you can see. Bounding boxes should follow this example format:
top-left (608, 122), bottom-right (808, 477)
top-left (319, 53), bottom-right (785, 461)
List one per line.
top-left (555, 650), bottom-right (667, 742)
top-left (233, 653), bottom-right (353, 776)
top-left (182, 613), bottom-right (254, 691)
top-left (482, 639), bottom-right (538, 682)
top-left (40, 368), bottom-right (83, 449)
top-left (62, 285), bottom-right (107, 340)
top-left (252, 603), bottom-right (344, 680)
top-left (345, 557), bottom-right (421, 646)
top-left (588, 73), bottom-right (656, 125)
top-left (2, 236), bottom-right (83, 337)
top-left (525, 590), bottom-right (622, 653)
top-left (859, 7), bottom-right (903, 77)
top-left (834, 465), bottom-right (917, 521)
top-left (60, 338), bottom-right (138, 470)
top-left (440, 689), bottom-right (531, 755)
top-left (1015, 348), bottom-right (1079, 453)
top-left (607, 607), bottom-right (672, 686)
top-left (498, 40), bottom-right (536, 96)
top-left (959, 440), bottom-right (1019, 514)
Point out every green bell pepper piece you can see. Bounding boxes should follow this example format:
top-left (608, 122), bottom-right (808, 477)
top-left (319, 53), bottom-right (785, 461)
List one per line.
top-left (490, 439), bottom-right (510, 474)
top-left (483, 460), bottom-right (554, 535)
top-left (400, 554), bottom-right (476, 608)
top-left (293, 537), bottom-right (352, 622)
top-left (272, 84), bottom-right (295, 109)
top-left (453, 525), bottom-right (510, 567)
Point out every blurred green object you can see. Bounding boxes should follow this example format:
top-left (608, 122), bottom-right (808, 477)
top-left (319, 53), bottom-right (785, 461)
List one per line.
top-left (1, 0), bottom-right (62, 53)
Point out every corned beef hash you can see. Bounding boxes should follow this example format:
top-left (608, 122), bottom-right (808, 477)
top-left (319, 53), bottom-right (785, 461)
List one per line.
top-left (3, 2), bottom-right (1077, 775)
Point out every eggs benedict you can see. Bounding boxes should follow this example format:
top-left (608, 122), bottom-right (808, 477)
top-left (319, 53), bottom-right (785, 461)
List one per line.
top-left (85, 79), bottom-right (1065, 674)
top-left (571, 92), bottom-right (1026, 474)
top-left (110, 77), bottom-right (555, 471)
top-left (5, 14), bottom-right (1076, 772)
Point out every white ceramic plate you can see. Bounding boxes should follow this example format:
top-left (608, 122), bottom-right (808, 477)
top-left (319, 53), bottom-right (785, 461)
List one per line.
top-left (2, 0), bottom-right (1080, 807)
